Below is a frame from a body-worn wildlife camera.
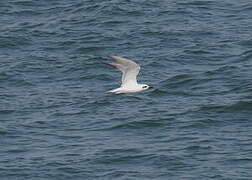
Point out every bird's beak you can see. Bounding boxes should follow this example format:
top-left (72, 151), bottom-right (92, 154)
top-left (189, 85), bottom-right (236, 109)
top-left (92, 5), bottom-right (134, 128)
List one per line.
top-left (149, 86), bottom-right (154, 89)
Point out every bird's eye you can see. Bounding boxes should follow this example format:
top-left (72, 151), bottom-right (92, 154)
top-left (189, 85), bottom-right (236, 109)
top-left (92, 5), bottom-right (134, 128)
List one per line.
top-left (143, 86), bottom-right (147, 88)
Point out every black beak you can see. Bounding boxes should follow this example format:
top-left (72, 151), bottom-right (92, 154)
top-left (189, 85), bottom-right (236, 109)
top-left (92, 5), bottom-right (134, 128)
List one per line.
top-left (149, 86), bottom-right (154, 89)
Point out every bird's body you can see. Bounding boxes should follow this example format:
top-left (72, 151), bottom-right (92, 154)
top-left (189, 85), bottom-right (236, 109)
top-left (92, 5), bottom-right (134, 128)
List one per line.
top-left (105, 56), bottom-right (150, 94)
top-left (107, 84), bottom-right (147, 94)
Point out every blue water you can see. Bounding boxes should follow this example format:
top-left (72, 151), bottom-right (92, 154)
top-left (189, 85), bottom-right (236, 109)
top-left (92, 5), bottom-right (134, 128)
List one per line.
top-left (1, 0), bottom-right (252, 179)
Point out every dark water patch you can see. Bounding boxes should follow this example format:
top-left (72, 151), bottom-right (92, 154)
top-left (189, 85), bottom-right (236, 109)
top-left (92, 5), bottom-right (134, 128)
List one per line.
top-left (226, 157), bottom-right (252, 163)
top-left (160, 73), bottom-right (210, 93)
top-left (240, 6), bottom-right (252, 11)
top-left (225, 101), bottom-right (252, 112)
top-left (102, 148), bottom-right (142, 154)
top-left (4, 75), bottom-right (35, 87)
top-left (239, 39), bottom-right (252, 47)
top-left (204, 65), bottom-right (239, 77)
top-left (160, 74), bottom-right (192, 88)
top-left (11, 0), bottom-right (38, 6)
top-left (179, 117), bottom-right (225, 129)
top-left (7, 148), bottom-right (29, 154)
top-left (227, 82), bottom-right (252, 94)
top-left (82, 98), bottom-right (113, 107)
top-left (9, 9), bottom-right (42, 17)
top-left (198, 101), bottom-right (252, 113)
top-left (71, 4), bottom-right (99, 14)
top-left (177, 1), bottom-right (214, 6)
top-left (166, 74), bottom-right (191, 81)
top-left (52, 132), bottom-right (84, 140)
top-left (0, 128), bottom-right (8, 135)
top-left (148, 89), bottom-right (167, 97)
top-left (58, 40), bottom-right (76, 46)
top-left (75, 46), bottom-right (108, 53)
top-left (187, 30), bottom-right (217, 37)
top-left (0, 109), bottom-right (15, 115)
top-left (183, 144), bottom-right (212, 152)
top-left (0, 35), bottom-right (31, 49)
top-left (50, 109), bottom-right (87, 118)
top-left (103, 170), bottom-right (144, 180)
top-left (22, 120), bottom-right (50, 129)
top-left (184, 49), bottom-right (212, 55)
top-left (101, 19), bottom-right (128, 25)
top-left (94, 153), bottom-right (154, 165)
top-left (240, 49), bottom-right (252, 61)
top-left (123, 94), bottom-right (144, 101)
top-left (80, 73), bottom-right (112, 81)
top-left (30, 29), bottom-right (58, 38)
top-left (107, 119), bottom-right (168, 130)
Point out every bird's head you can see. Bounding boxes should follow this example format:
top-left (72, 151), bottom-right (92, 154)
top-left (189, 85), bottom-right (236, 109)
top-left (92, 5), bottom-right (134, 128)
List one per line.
top-left (141, 84), bottom-right (153, 90)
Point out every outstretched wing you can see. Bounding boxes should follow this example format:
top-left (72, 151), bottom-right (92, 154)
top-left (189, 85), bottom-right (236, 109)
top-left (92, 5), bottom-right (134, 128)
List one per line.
top-left (107, 56), bottom-right (140, 87)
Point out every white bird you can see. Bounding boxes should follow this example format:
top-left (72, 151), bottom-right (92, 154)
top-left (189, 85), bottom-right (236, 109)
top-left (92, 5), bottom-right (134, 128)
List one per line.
top-left (105, 56), bottom-right (151, 94)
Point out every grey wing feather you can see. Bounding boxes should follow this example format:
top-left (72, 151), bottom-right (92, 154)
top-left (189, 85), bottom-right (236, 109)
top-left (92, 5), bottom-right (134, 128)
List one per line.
top-left (104, 63), bottom-right (126, 72)
top-left (107, 56), bottom-right (140, 86)
top-left (108, 56), bottom-right (140, 68)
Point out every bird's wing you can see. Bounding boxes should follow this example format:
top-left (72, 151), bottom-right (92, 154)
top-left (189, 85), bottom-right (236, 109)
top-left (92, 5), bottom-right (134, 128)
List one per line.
top-left (107, 56), bottom-right (140, 87)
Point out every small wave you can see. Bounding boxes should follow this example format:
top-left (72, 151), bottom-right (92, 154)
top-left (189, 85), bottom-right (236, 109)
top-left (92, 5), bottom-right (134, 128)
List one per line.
top-left (81, 99), bottom-right (112, 109)
top-left (7, 76), bottom-right (35, 87)
top-left (204, 65), bottom-right (239, 76)
top-left (184, 49), bottom-right (212, 55)
top-left (106, 119), bottom-right (171, 130)
top-left (160, 73), bottom-right (202, 89)
top-left (80, 74), bottom-right (112, 81)
top-left (50, 110), bottom-right (87, 117)
top-left (0, 35), bottom-right (32, 48)
top-left (240, 6), bottom-right (252, 11)
top-left (59, 40), bottom-right (76, 46)
top-left (239, 40), bottom-right (252, 47)
top-left (159, 74), bottom-right (190, 86)
top-left (183, 144), bottom-right (212, 151)
top-left (0, 128), bottom-right (8, 135)
top-left (177, 1), bottom-right (214, 6)
top-left (95, 153), bottom-right (154, 164)
top-left (228, 82), bottom-right (252, 94)
top-left (226, 101), bottom-right (252, 111)
top-left (0, 109), bottom-right (15, 115)
top-left (12, 0), bottom-right (35, 6)
top-left (8, 9), bottom-right (42, 16)
top-left (179, 118), bottom-right (223, 129)
top-left (240, 49), bottom-right (252, 61)
top-left (199, 101), bottom-right (252, 113)
top-left (166, 74), bottom-right (191, 81)
top-left (76, 46), bottom-right (108, 53)
top-left (223, 157), bottom-right (252, 165)
top-left (0, 72), bottom-right (9, 82)
top-left (101, 20), bottom-right (127, 25)
top-left (102, 148), bottom-right (141, 154)
top-left (7, 149), bottom-right (27, 154)
top-left (149, 89), bottom-right (167, 96)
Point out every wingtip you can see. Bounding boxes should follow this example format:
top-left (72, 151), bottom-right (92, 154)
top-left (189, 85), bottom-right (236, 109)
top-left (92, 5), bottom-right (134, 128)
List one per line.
top-left (100, 56), bottom-right (116, 60)
top-left (101, 56), bottom-right (109, 59)
top-left (107, 55), bottom-right (115, 59)
top-left (103, 62), bottom-right (114, 67)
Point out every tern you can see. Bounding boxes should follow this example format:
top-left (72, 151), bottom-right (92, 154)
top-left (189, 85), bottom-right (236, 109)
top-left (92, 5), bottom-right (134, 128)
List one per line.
top-left (105, 56), bottom-right (151, 94)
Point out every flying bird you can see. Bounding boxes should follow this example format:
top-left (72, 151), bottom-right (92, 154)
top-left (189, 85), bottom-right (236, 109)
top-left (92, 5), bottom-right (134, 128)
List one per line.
top-left (105, 56), bottom-right (151, 94)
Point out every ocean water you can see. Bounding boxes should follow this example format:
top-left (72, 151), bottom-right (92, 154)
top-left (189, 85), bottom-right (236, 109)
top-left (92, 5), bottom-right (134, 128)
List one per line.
top-left (1, 0), bottom-right (252, 179)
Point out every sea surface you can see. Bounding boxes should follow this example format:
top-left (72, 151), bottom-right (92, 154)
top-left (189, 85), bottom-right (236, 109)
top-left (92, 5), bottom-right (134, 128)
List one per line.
top-left (1, 0), bottom-right (252, 179)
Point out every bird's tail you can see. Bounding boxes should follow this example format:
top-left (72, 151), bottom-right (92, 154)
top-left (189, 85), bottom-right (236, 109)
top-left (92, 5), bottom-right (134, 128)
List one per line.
top-left (106, 88), bottom-right (122, 94)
